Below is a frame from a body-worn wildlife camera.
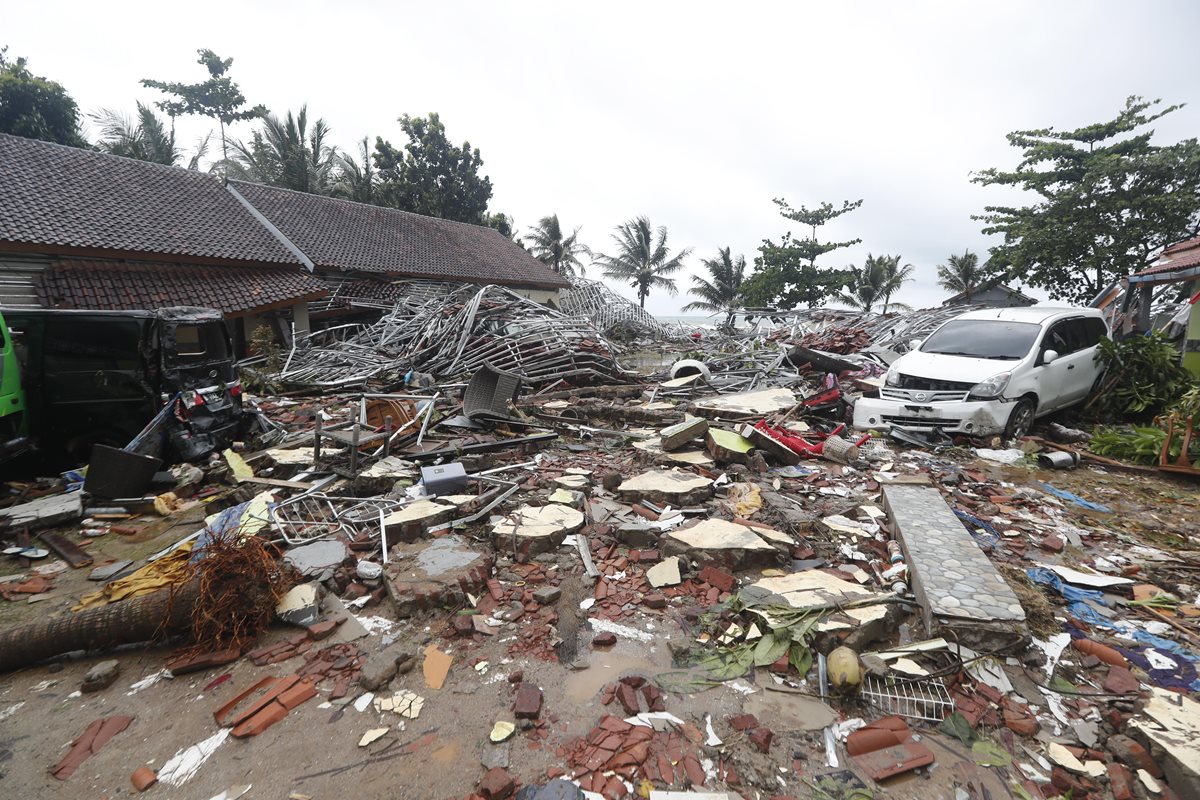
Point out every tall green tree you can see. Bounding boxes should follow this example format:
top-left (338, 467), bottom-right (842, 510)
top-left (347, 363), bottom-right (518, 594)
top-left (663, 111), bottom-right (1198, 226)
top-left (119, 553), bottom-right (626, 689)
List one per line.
top-left (142, 49), bottom-right (266, 166)
top-left (595, 216), bottom-right (692, 308)
top-left (741, 198), bottom-right (862, 309)
top-left (0, 47), bottom-right (85, 146)
top-left (225, 105), bottom-right (337, 193)
top-left (526, 215), bottom-right (589, 277)
top-left (373, 113), bottom-right (493, 223)
top-left (683, 247), bottom-right (747, 330)
top-left (935, 250), bottom-right (987, 300)
top-left (838, 254), bottom-right (914, 314)
top-left (332, 137), bottom-right (377, 203)
top-left (974, 96), bottom-right (1200, 305)
top-left (92, 102), bottom-right (181, 165)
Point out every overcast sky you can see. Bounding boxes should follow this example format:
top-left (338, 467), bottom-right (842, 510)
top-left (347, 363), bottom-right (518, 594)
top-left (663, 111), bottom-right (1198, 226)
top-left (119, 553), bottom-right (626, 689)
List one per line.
top-left (7, 2), bottom-right (1200, 315)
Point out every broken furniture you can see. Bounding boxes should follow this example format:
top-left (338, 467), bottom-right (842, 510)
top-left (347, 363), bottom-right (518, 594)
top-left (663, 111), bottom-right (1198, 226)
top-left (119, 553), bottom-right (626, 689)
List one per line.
top-left (313, 405), bottom-right (393, 474)
top-left (464, 362), bottom-right (523, 423)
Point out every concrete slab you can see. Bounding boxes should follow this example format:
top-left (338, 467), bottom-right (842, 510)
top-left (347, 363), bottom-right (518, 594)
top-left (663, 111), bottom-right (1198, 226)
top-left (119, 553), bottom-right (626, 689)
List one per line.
top-left (883, 484), bottom-right (1028, 649)
top-left (283, 540), bottom-right (349, 580)
top-left (383, 499), bottom-right (456, 542)
top-left (692, 388), bottom-right (796, 419)
top-left (662, 519), bottom-right (787, 570)
top-left (660, 418), bottom-right (709, 451)
top-left (492, 504), bottom-right (585, 555)
top-left (0, 491), bottom-right (82, 530)
top-left (618, 469), bottom-right (713, 506)
top-left (1129, 686), bottom-right (1200, 799)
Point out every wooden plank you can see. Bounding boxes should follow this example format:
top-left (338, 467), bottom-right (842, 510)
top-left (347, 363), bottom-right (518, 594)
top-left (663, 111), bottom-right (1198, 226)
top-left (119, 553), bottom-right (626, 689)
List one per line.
top-left (38, 531), bottom-right (93, 568)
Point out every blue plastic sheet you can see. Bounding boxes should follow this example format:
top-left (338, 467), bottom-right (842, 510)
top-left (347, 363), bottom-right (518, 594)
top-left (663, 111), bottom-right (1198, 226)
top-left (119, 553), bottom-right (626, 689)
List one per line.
top-left (955, 509), bottom-right (1001, 550)
top-left (1038, 482), bottom-right (1111, 513)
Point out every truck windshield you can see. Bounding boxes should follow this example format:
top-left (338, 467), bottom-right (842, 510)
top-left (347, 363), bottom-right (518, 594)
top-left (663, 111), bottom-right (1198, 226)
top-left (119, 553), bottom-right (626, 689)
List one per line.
top-left (173, 323), bottom-right (231, 363)
top-left (921, 320), bottom-right (1041, 360)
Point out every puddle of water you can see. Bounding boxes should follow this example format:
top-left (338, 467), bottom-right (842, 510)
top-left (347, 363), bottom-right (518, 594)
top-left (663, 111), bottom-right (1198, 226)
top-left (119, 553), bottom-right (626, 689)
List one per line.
top-left (564, 645), bottom-right (672, 704)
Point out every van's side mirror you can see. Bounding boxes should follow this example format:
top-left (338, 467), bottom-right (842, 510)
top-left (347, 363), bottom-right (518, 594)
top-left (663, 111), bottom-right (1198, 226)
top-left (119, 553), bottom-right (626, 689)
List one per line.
top-left (909, 339), bottom-right (923, 351)
top-left (1043, 349), bottom-right (1059, 365)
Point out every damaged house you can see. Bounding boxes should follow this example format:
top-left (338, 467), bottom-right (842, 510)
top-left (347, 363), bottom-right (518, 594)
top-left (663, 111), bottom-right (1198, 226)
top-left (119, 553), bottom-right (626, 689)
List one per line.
top-left (0, 133), bottom-right (569, 353)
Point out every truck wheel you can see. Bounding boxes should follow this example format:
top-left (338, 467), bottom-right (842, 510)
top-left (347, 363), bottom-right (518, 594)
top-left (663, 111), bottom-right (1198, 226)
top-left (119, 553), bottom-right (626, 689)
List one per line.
top-left (1004, 398), bottom-right (1036, 440)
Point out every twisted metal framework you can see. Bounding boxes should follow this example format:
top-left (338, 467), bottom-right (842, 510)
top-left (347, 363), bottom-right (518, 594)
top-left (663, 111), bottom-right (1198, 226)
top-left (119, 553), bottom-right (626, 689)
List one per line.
top-left (275, 284), bottom-right (629, 388)
top-left (559, 277), bottom-right (682, 339)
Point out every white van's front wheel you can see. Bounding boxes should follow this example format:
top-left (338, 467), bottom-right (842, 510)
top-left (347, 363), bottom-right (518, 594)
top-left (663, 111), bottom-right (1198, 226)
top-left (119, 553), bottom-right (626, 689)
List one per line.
top-left (1004, 398), bottom-right (1036, 440)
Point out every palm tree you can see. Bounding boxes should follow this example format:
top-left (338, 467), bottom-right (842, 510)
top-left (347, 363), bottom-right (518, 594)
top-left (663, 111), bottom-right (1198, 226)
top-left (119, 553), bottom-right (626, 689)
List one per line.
top-left (682, 247), bottom-right (746, 330)
top-left (91, 102), bottom-right (181, 165)
top-left (224, 105), bottom-right (337, 193)
top-left (332, 137), bottom-right (376, 203)
top-left (594, 216), bottom-right (692, 308)
top-left (936, 250), bottom-right (983, 301)
top-left (838, 253), bottom-right (914, 313)
top-left (526, 215), bottom-right (589, 277)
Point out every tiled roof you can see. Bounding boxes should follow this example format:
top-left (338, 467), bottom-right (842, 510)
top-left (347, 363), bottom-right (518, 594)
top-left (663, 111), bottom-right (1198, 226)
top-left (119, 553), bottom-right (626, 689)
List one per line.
top-left (1135, 239), bottom-right (1200, 277)
top-left (37, 259), bottom-right (328, 317)
top-left (0, 134), bottom-right (300, 265)
top-left (229, 181), bottom-right (571, 289)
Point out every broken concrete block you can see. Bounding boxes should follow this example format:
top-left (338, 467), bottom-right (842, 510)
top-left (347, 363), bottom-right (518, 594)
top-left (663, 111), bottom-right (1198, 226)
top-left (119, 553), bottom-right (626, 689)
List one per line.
top-left (0, 491), bottom-right (82, 530)
top-left (492, 504), bottom-right (584, 555)
top-left (1129, 686), bottom-right (1200, 798)
top-left (645, 556), bottom-right (682, 588)
top-left (704, 428), bottom-right (755, 464)
top-left (275, 582), bottom-right (321, 626)
top-left (283, 540), bottom-right (349, 581)
top-left (553, 474), bottom-right (590, 493)
top-left (387, 535), bottom-right (491, 617)
top-left (383, 499), bottom-right (456, 542)
top-left (353, 455), bottom-right (418, 495)
top-left (81, 659), bottom-right (120, 693)
top-left (533, 586), bottom-right (562, 605)
top-left (660, 417), bottom-right (709, 451)
top-left (744, 570), bottom-right (895, 648)
top-left (661, 519), bottom-right (786, 570)
top-left (617, 469), bottom-right (713, 506)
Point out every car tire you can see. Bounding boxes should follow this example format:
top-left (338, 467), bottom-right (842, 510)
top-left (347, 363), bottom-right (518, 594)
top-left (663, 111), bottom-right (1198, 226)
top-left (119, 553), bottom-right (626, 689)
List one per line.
top-left (1004, 398), bottom-right (1036, 440)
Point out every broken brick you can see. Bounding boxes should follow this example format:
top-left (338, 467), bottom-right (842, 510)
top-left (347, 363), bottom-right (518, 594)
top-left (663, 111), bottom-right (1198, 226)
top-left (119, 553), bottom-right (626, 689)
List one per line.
top-left (513, 683), bottom-right (544, 719)
top-left (130, 766), bottom-right (157, 792)
top-left (592, 631), bottom-right (617, 647)
top-left (749, 726), bottom-right (773, 753)
top-left (643, 593), bottom-right (667, 609)
top-left (616, 683), bottom-right (641, 715)
top-left (1108, 763), bottom-right (1134, 800)
top-left (1103, 665), bottom-right (1140, 695)
top-left (641, 684), bottom-right (666, 713)
top-left (729, 713), bottom-right (759, 732)
top-left (1108, 734), bottom-right (1162, 778)
top-left (478, 767), bottom-right (515, 800)
top-left (698, 565), bottom-right (736, 592)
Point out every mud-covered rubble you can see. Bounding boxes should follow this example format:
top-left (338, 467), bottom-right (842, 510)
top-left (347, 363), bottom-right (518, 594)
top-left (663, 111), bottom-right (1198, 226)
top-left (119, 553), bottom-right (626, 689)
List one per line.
top-left (1, 354), bottom-right (1199, 800)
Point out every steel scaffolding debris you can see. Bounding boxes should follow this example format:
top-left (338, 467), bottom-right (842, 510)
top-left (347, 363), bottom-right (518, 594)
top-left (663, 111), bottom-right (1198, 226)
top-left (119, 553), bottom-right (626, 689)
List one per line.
top-left (559, 277), bottom-right (682, 339)
top-left (276, 284), bottom-right (630, 389)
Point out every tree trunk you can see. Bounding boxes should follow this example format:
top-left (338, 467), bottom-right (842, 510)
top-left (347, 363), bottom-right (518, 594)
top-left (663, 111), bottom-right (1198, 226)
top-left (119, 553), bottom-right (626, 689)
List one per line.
top-left (0, 581), bottom-right (197, 673)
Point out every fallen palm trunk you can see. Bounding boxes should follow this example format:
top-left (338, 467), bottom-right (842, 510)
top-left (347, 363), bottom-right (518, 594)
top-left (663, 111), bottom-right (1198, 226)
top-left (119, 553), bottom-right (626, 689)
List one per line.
top-left (0, 581), bottom-right (198, 673)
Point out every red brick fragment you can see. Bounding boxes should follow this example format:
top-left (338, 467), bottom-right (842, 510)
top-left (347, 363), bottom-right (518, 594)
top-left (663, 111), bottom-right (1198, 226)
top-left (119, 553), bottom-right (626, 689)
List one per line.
top-left (698, 565), bottom-right (736, 592)
top-left (130, 766), bottom-right (157, 791)
top-left (643, 593), bottom-right (667, 609)
top-left (513, 683), bottom-right (544, 719)
top-left (592, 631), bottom-right (617, 647)
top-left (1108, 763), bottom-right (1134, 800)
top-left (729, 713), bottom-right (760, 732)
top-left (478, 767), bottom-right (515, 800)
top-left (749, 726), bottom-right (774, 753)
top-left (616, 683), bottom-right (641, 715)
top-left (1103, 665), bottom-right (1140, 695)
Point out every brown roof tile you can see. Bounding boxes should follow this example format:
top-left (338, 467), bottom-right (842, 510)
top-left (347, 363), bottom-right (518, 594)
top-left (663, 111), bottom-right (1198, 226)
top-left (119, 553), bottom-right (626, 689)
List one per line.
top-left (38, 259), bottom-right (328, 316)
top-left (229, 181), bottom-right (570, 289)
top-left (0, 134), bottom-right (300, 265)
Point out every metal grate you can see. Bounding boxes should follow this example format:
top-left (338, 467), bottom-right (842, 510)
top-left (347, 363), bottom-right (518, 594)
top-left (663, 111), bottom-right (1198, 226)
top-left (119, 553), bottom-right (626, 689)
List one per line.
top-left (860, 674), bottom-right (954, 722)
top-left (269, 493), bottom-right (402, 545)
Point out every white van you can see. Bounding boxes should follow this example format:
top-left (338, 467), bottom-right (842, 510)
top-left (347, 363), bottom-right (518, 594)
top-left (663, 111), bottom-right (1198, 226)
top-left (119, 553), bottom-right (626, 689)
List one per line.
top-left (853, 307), bottom-right (1109, 439)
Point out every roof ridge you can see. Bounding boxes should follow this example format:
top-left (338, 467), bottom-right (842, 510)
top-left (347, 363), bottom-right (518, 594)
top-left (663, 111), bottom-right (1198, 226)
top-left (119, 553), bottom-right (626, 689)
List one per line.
top-left (0, 132), bottom-right (219, 181)
top-left (228, 179), bottom-right (505, 235)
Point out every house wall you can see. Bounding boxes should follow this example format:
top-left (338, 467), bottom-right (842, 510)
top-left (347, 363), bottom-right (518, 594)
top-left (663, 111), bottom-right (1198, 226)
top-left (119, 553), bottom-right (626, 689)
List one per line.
top-left (512, 287), bottom-right (561, 306)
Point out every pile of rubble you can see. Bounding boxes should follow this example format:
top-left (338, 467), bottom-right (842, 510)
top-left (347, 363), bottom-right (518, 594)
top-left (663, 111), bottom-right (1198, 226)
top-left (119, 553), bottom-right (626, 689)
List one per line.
top-left (1, 315), bottom-right (1199, 800)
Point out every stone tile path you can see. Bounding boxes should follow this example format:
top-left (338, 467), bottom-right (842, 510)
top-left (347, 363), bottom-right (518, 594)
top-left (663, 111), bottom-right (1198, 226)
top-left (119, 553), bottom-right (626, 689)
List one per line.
top-left (883, 485), bottom-right (1026, 642)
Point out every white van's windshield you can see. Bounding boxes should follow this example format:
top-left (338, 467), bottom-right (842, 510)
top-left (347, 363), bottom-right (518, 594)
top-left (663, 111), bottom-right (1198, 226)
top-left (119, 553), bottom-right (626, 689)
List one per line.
top-left (921, 319), bottom-right (1042, 360)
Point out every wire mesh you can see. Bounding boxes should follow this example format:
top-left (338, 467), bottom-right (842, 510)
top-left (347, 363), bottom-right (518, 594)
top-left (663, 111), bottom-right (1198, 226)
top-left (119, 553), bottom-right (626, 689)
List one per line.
top-left (270, 493), bottom-right (403, 545)
top-left (860, 674), bottom-right (954, 722)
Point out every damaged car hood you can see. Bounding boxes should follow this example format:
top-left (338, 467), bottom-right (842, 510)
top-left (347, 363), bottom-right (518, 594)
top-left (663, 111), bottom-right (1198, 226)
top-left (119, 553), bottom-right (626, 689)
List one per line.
top-left (893, 351), bottom-right (1016, 384)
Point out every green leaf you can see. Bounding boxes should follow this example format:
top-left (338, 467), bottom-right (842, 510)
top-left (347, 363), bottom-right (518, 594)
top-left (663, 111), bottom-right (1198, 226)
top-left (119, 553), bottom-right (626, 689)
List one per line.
top-left (972, 739), bottom-right (1013, 767)
top-left (1050, 676), bottom-right (1077, 693)
top-left (753, 632), bottom-right (790, 667)
top-left (938, 711), bottom-right (978, 745)
top-left (789, 643), bottom-right (813, 678)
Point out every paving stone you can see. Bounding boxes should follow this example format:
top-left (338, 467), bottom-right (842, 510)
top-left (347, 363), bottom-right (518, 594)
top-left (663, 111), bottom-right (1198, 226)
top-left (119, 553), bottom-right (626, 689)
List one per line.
top-left (617, 469), bottom-right (713, 506)
top-left (492, 504), bottom-right (584, 555)
top-left (883, 485), bottom-right (1027, 649)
